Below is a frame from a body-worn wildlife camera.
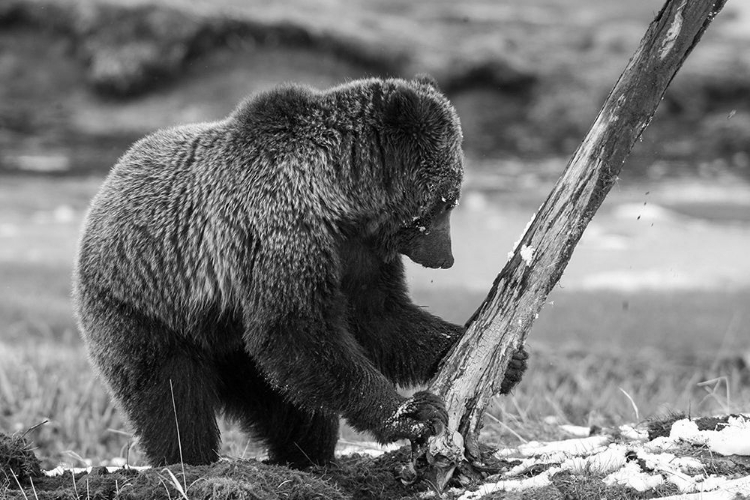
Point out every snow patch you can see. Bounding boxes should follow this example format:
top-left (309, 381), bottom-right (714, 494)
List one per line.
top-left (507, 212), bottom-right (536, 263)
top-left (562, 444), bottom-right (627, 475)
top-left (45, 464), bottom-right (150, 477)
top-left (604, 461), bottom-right (664, 491)
top-left (485, 417), bottom-right (750, 496)
top-left (457, 468), bottom-right (556, 500)
top-left (670, 416), bottom-right (750, 456)
top-left (520, 245), bottom-right (535, 265)
top-left (495, 435), bottom-right (611, 460)
top-left (657, 476), bottom-right (750, 499)
top-left (619, 424), bottom-right (649, 441)
top-left (559, 424), bottom-right (591, 437)
top-left (337, 441), bottom-right (401, 457)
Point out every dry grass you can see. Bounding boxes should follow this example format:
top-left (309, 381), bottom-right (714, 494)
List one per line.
top-left (484, 344), bottom-right (750, 447)
top-left (1, 334), bottom-right (748, 469)
top-left (0, 342), bottom-right (126, 469)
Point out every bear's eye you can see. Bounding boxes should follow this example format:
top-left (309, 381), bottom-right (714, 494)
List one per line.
top-left (439, 196), bottom-right (458, 212)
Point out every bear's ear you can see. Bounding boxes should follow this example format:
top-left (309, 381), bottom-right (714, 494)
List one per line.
top-left (384, 86), bottom-right (442, 139)
top-left (414, 73), bottom-right (441, 92)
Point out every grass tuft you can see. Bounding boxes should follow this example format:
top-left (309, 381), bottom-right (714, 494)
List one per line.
top-left (0, 432), bottom-right (42, 485)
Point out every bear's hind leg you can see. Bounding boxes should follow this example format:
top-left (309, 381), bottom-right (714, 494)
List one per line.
top-left (217, 353), bottom-right (338, 468)
top-left (79, 295), bottom-right (221, 466)
top-left (126, 353), bottom-right (222, 465)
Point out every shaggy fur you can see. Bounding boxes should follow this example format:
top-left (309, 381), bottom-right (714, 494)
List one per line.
top-left (73, 76), bottom-right (525, 468)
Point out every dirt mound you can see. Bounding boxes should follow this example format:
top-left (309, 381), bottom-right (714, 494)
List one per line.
top-left (1, 432), bottom-right (431, 500)
top-left (0, 432), bottom-right (42, 485)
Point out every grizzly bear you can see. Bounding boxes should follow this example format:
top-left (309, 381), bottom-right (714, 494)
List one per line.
top-left (73, 76), bottom-right (526, 467)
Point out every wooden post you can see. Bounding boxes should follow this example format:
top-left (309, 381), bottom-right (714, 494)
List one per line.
top-left (423, 0), bottom-right (730, 488)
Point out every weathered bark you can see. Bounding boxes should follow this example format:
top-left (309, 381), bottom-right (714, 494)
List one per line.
top-left (422, 0), bottom-right (729, 488)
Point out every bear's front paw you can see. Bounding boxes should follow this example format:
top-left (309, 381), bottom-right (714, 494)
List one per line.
top-left (499, 345), bottom-right (529, 395)
top-left (381, 391), bottom-right (448, 444)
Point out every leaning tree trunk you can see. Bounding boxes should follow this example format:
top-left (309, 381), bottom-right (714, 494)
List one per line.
top-left (421, 0), bottom-right (729, 489)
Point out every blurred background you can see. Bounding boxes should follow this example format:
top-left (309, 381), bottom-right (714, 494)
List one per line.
top-left (0, 0), bottom-right (748, 468)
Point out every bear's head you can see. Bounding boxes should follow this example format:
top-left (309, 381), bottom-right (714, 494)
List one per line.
top-left (383, 76), bottom-right (463, 269)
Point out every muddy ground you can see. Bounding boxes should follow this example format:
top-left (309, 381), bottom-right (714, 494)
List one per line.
top-left (4, 433), bottom-right (429, 500)
top-left (3, 414), bottom-right (750, 499)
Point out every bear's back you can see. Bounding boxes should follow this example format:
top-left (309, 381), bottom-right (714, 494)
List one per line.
top-left (76, 119), bottom-right (254, 329)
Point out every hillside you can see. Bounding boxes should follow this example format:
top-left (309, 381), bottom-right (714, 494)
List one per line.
top-left (1, 0), bottom-right (749, 179)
